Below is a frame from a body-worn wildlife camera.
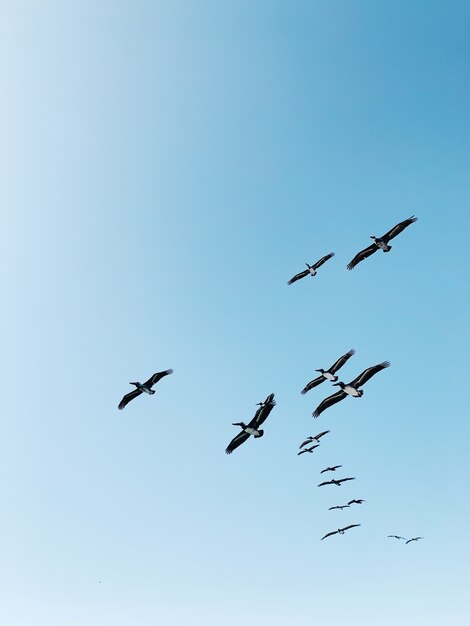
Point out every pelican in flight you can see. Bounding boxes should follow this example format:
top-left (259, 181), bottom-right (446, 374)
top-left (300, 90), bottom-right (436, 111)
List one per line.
top-left (312, 361), bottom-right (390, 418)
top-left (299, 430), bottom-right (330, 449)
top-left (320, 465), bottom-right (342, 474)
top-left (225, 394), bottom-right (276, 455)
top-left (287, 252), bottom-right (335, 284)
top-left (328, 505), bottom-right (350, 511)
top-left (297, 444), bottom-right (319, 456)
top-left (301, 349), bottom-right (355, 394)
top-left (321, 524), bottom-right (361, 540)
top-left (388, 535), bottom-right (406, 540)
top-left (318, 477), bottom-right (355, 487)
top-left (118, 369), bottom-right (173, 410)
top-left (348, 499), bottom-right (366, 505)
top-left (347, 216), bottom-right (418, 270)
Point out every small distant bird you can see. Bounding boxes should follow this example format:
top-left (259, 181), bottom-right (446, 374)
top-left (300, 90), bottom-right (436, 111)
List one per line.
top-left (118, 369), bottom-right (173, 410)
top-left (388, 535), bottom-right (406, 540)
top-left (321, 524), bottom-right (361, 540)
top-left (406, 537), bottom-right (423, 544)
top-left (301, 349), bottom-right (355, 394)
top-left (297, 444), bottom-right (320, 456)
top-left (287, 252), bottom-right (335, 284)
top-left (320, 465), bottom-right (342, 474)
top-left (299, 430), bottom-right (330, 449)
top-left (348, 499), bottom-right (366, 505)
top-left (312, 361), bottom-right (390, 418)
top-left (318, 477), bottom-right (355, 487)
top-left (328, 504), bottom-right (350, 510)
top-left (225, 394), bottom-right (276, 455)
top-left (347, 216), bottom-right (418, 270)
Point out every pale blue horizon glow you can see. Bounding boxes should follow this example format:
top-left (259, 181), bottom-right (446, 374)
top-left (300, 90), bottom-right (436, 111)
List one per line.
top-left (1, 2), bottom-right (469, 625)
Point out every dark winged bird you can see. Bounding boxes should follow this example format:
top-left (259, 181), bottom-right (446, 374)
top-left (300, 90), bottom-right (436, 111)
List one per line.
top-left (406, 537), bottom-right (423, 544)
top-left (328, 504), bottom-right (350, 510)
top-left (301, 349), bottom-right (355, 394)
top-left (299, 430), bottom-right (330, 449)
top-left (320, 465), bottom-right (342, 474)
top-left (321, 524), bottom-right (361, 540)
top-left (287, 252), bottom-right (335, 284)
top-left (225, 393), bottom-right (275, 455)
top-left (347, 216), bottom-right (418, 270)
top-left (312, 361), bottom-right (390, 418)
top-left (348, 499), bottom-right (366, 505)
top-left (118, 369), bottom-right (173, 410)
top-left (297, 444), bottom-right (319, 456)
top-left (388, 535), bottom-right (406, 540)
top-left (318, 477), bottom-right (355, 487)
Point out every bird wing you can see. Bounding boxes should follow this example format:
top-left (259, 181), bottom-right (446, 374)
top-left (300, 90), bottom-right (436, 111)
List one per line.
top-left (329, 349), bottom-right (355, 374)
top-left (144, 369), bottom-right (174, 388)
top-left (341, 524), bottom-right (361, 532)
top-left (299, 438), bottom-right (313, 449)
top-left (312, 252), bottom-right (335, 270)
top-left (321, 530), bottom-right (339, 540)
top-left (301, 376), bottom-right (324, 394)
top-left (307, 444), bottom-right (319, 453)
top-left (297, 449), bottom-right (307, 456)
top-left (337, 477), bottom-right (355, 484)
top-left (382, 215), bottom-right (417, 243)
top-left (349, 361), bottom-right (390, 388)
top-left (312, 390), bottom-right (347, 418)
top-left (287, 269), bottom-right (310, 285)
top-left (225, 430), bottom-right (251, 455)
top-left (346, 243), bottom-right (378, 270)
top-left (318, 480), bottom-right (334, 487)
top-left (314, 430), bottom-right (330, 441)
top-left (328, 506), bottom-right (340, 510)
top-left (118, 389), bottom-right (143, 410)
top-left (251, 394), bottom-right (276, 427)
top-left (406, 537), bottom-right (423, 544)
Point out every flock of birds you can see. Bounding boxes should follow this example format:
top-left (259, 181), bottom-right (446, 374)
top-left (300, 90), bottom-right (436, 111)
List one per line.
top-left (117, 216), bottom-right (421, 543)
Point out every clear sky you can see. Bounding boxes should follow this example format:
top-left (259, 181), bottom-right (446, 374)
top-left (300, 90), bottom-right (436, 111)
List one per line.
top-left (1, 1), bottom-right (469, 624)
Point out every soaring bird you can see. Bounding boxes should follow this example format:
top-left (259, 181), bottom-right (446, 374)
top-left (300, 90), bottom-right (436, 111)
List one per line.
top-left (299, 430), bottom-right (330, 449)
top-left (406, 537), bottom-right (423, 544)
top-left (287, 252), bottom-right (335, 284)
top-left (320, 465), bottom-right (342, 473)
top-left (301, 349), bottom-right (355, 394)
top-left (348, 499), bottom-right (366, 505)
top-left (347, 216), bottom-right (418, 270)
top-left (312, 361), bottom-right (390, 418)
top-left (321, 524), bottom-right (361, 540)
top-left (118, 369), bottom-right (173, 410)
top-left (225, 393), bottom-right (276, 455)
top-left (318, 477), bottom-right (355, 487)
top-left (297, 444), bottom-right (320, 456)
top-left (388, 535), bottom-right (406, 540)
top-left (328, 505), bottom-right (350, 511)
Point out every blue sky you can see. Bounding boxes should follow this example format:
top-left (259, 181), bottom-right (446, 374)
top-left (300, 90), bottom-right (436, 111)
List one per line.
top-left (1, 1), bottom-right (469, 624)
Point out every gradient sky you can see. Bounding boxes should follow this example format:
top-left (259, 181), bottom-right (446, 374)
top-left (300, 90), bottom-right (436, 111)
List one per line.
top-left (1, 1), bottom-right (469, 625)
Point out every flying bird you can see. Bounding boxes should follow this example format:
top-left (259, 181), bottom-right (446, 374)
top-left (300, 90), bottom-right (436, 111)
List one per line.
top-left (225, 393), bottom-right (276, 455)
top-left (320, 465), bottom-right (342, 473)
top-left (299, 430), bottom-right (330, 449)
top-left (301, 349), bottom-right (355, 394)
top-left (406, 537), bottom-right (423, 544)
top-left (287, 252), bottom-right (335, 284)
top-left (118, 369), bottom-right (173, 410)
top-left (347, 216), bottom-right (418, 270)
top-left (388, 535), bottom-right (406, 540)
top-left (318, 477), bottom-right (355, 487)
top-left (328, 505), bottom-right (350, 510)
top-left (297, 444), bottom-right (320, 456)
top-left (312, 361), bottom-right (390, 417)
top-left (348, 499), bottom-right (366, 505)
top-left (321, 524), bottom-right (361, 540)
